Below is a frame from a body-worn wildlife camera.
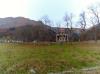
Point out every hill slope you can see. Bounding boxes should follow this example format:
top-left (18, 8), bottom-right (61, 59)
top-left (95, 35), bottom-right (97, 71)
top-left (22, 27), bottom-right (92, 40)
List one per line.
top-left (0, 17), bottom-right (38, 28)
top-left (0, 17), bottom-right (56, 42)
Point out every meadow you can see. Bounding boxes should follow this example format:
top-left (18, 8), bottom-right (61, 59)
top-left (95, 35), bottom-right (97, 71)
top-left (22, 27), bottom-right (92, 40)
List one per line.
top-left (0, 42), bottom-right (100, 74)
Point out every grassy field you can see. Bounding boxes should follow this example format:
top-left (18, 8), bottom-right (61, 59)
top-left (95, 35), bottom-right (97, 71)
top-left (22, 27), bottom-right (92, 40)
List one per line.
top-left (0, 42), bottom-right (100, 74)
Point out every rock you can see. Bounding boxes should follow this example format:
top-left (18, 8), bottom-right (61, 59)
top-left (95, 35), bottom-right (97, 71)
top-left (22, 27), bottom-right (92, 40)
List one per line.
top-left (29, 68), bottom-right (36, 74)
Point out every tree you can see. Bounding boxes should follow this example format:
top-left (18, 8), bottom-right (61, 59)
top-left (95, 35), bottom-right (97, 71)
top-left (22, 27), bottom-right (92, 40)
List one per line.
top-left (78, 11), bottom-right (87, 41)
top-left (88, 5), bottom-right (100, 41)
top-left (41, 15), bottom-right (54, 32)
top-left (56, 22), bottom-right (61, 31)
top-left (41, 15), bottom-right (52, 27)
top-left (79, 11), bottom-right (87, 32)
top-left (89, 6), bottom-right (100, 24)
top-left (64, 13), bottom-right (74, 41)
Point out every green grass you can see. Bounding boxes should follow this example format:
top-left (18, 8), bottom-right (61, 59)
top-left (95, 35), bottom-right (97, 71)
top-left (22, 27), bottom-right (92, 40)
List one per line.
top-left (0, 42), bottom-right (100, 74)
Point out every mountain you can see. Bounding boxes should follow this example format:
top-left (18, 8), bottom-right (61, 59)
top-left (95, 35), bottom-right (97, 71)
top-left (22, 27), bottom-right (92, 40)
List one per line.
top-left (0, 17), bottom-right (56, 42)
top-left (0, 17), bottom-right (39, 29)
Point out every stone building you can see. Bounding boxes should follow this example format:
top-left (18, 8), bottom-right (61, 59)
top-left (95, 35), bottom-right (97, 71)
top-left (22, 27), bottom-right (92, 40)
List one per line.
top-left (56, 28), bottom-right (68, 42)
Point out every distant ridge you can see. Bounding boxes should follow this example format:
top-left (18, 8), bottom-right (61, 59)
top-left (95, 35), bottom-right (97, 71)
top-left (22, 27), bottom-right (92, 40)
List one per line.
top-left (0, 17), bottom-right (39, 29)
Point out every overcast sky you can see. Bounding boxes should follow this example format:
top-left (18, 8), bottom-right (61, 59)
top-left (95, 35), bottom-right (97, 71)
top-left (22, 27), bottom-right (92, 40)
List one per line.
top-left (0, 0), bottom-right (100, 27)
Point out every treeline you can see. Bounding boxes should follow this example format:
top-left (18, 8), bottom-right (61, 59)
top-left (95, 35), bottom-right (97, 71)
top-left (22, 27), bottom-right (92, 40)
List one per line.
top-left (40, 4), bottom-right (100, 42)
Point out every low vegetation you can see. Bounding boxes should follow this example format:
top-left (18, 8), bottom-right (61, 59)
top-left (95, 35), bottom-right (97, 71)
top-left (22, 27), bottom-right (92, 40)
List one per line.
top-left (0, 42), bottom-right (100, 74)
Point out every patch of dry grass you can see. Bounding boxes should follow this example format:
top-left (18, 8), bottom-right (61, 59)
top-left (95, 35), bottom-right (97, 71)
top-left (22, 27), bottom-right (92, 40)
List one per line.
top-left (0, 42), bottom-right (99, 73)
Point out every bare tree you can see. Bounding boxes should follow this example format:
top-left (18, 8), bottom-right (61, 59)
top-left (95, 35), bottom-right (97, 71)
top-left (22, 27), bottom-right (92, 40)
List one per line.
top-left (88, 6), bottom-right (100, 41)
top-left (56, 22), bottom-right (61, 35)
top-left (64, 13), bottom-right (74, 41)
top-left (79, 11), bottom-right (87, 32)
top-left (89, 6), bottom-right (100, 24)
top-left (78, 11), bottom-right (87, 41)
top-left (56, 22), bottom-right (61, 28)
top-left (90, 17), bottom-right (97, 41)
top-left (41, 15), bottom-right (54, 32)
top-left (41, 15), bottom-right (51, 26)
top-left (64, 13), bottom-right (73, 30)
top-left (64, 13), bottom-right (69, 28)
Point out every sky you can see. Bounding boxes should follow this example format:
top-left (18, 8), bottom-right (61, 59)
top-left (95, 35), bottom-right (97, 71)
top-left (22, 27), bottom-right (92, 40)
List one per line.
top-left (0, 0), bottom-right (100, 27)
